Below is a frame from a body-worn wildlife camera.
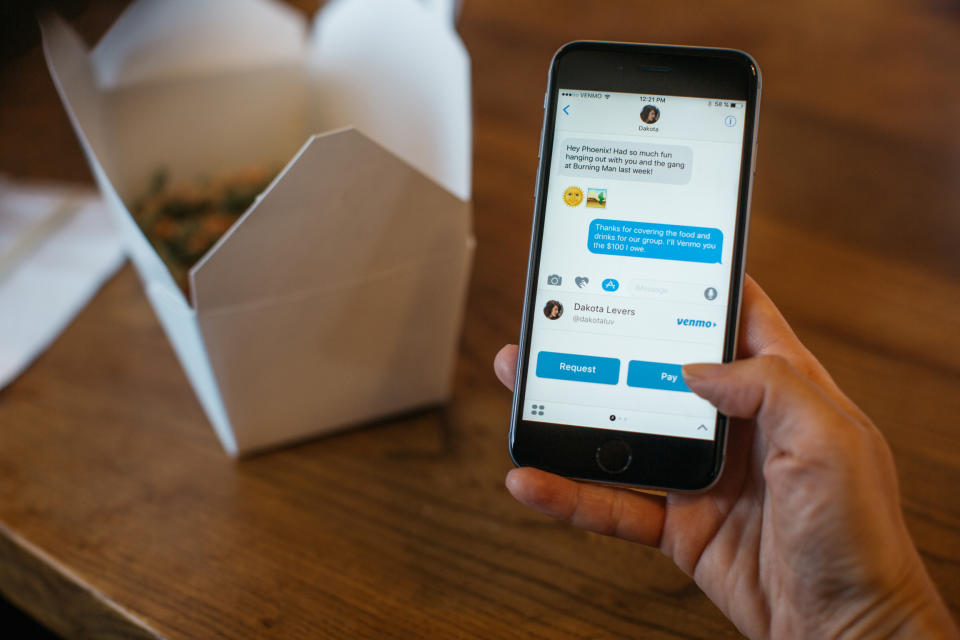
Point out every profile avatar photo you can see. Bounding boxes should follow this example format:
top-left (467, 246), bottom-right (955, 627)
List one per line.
top-left (543, 300), bottom-right (563, 320)
top-left (641, 104), bottom-right (660, 124)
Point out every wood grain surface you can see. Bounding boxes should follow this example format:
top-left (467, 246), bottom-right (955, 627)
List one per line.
top-left (1, 1), bottom-right (958, 638)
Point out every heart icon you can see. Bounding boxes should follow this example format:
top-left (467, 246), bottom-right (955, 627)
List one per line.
top-left (575, 276), bottom-right (589, 288)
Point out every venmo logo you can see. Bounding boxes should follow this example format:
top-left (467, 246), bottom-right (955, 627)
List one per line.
top-left (676, 317), bottom-right (717, 328)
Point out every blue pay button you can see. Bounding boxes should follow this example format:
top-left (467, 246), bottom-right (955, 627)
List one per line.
top-left (536, 351), bottom-right (620, 385)
top-left (626, 361), bottom-right (691, 392)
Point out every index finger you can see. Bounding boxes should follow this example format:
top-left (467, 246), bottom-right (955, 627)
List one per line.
top-left (494, 344), bottom-right (518, 392)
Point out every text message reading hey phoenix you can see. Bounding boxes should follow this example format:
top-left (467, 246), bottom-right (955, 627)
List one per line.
top-left (560, 139), bottom-right (692, 184)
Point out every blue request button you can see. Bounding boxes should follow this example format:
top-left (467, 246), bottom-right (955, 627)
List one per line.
top-left (627, 361), bottom-right (691, 392)
top-left (536, 351), bottom-right (620, 385)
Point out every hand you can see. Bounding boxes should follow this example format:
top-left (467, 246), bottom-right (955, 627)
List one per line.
top-left (494, 276), bottom-right (958, 639)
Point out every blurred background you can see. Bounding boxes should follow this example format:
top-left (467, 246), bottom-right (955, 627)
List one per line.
top-left (1, 1), bottom-right (958, 638)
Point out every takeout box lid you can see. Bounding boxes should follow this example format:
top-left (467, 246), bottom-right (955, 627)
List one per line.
top-left (90, 0), bottom-right (308, 88)
top-left (82, 0), bottom-right (471, 202)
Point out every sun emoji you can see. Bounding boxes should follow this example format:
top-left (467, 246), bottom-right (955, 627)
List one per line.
top-left (563, 186), bottom-right (583, 206)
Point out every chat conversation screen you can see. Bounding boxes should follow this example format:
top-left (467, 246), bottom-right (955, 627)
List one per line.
top-left (588, 219), bottom-right (723, 264)
top-left (561, 139), bottom-right (692, 184)
top-left (520, 88), bottom-right (748, 441)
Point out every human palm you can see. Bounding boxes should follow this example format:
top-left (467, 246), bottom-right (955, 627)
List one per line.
top-left (494, 276), bottom-right (956, 639)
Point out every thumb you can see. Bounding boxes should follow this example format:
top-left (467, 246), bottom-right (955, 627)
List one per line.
top-left (682, 355), bottom-right (844, 454)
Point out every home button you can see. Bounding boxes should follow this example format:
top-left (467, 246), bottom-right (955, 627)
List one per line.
top-left (595, 440), bottom-right (632, 474)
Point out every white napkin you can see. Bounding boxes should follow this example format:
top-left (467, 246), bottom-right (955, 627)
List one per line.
top-left (0, 177), bottom-right (125, 390)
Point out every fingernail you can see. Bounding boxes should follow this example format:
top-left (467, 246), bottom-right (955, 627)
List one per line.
top-left (682, 362), bottom-right (726, 382)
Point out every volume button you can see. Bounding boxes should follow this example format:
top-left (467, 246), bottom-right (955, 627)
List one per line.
top-left (538, 127), bottom-right (544, 158)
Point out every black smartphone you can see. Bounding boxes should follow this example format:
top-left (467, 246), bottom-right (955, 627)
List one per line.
top-left (509, 41), bottom-right (761, 491)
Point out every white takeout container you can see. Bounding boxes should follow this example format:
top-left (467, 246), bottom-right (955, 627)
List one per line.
top-left (41, 0), bottom-right (474, 455)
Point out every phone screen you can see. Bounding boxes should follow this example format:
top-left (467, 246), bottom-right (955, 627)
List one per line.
top-left (521, 89), bottom-right (748, 442)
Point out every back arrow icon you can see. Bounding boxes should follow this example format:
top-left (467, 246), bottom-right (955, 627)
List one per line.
top-left (562, 104), bottom-right (570, 115)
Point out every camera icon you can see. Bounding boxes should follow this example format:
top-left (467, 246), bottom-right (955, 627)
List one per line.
top-left (546, 274), bottom-right (562, 286)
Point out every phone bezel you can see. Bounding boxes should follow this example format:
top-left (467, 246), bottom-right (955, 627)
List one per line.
top-left (509, 41), bottom-right (761, 492)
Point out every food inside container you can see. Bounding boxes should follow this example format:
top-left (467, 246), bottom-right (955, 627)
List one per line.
top-left (131, 166), bottom-right (276, 294)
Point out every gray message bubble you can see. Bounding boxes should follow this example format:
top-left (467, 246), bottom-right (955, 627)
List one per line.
top-left (559, 138), bottom-right (693, 184)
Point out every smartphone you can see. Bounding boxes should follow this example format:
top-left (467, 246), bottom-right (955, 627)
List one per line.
top-left (509, 42), bottom-right (761, 491)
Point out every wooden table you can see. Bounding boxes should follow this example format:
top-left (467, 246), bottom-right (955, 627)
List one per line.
top-left (1, 1), bottom-right (958, 638)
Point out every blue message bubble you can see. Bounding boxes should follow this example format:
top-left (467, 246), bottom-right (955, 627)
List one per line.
top-left (588, 219), bottom-right (723, 264)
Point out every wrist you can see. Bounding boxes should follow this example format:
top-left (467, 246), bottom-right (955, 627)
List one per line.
top-left (834, 561), bottom-right (958, 640)
top-left (884, 602), bottom-right (960, 640)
